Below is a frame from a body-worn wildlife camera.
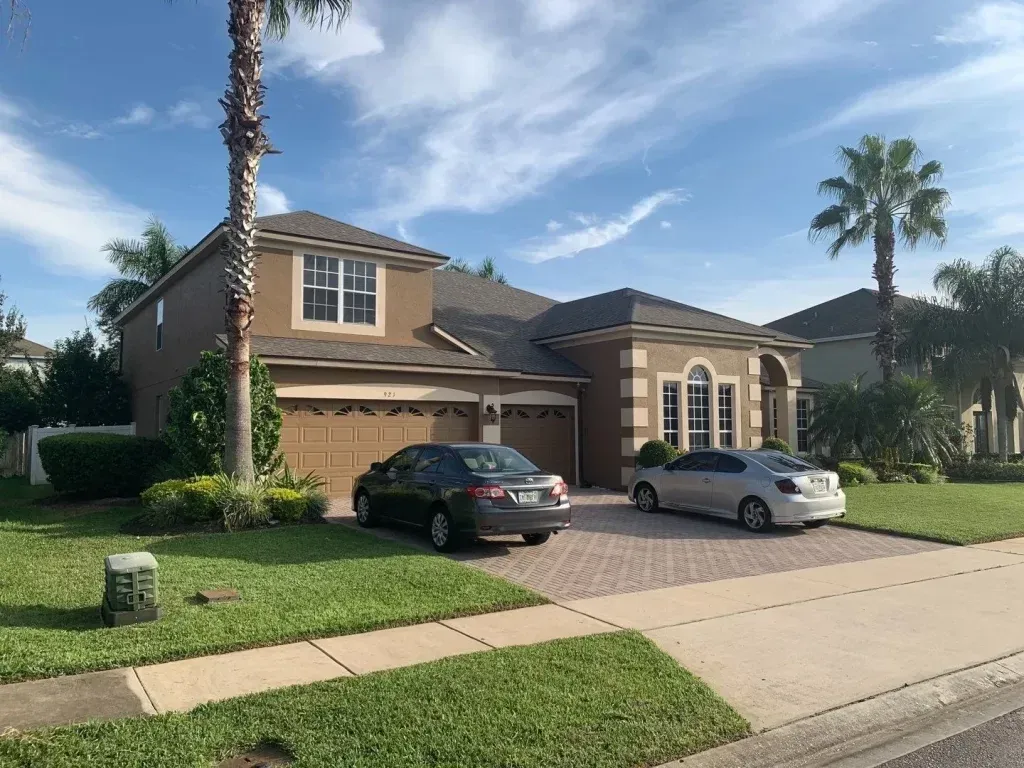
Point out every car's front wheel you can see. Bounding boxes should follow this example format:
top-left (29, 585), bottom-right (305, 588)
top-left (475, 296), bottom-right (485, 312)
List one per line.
top-left (430, 506), bottom-right (461, 553)
top-left (739, 498), bottom-right (774, 532)
top-left (803, 519), bottom-right (829, 529)
top-left (634, 483), bottom-right (659, 513)
top-left (355, 491), bottom-right (376, 528)
top-left (522, 533), bottom-right (550, 546)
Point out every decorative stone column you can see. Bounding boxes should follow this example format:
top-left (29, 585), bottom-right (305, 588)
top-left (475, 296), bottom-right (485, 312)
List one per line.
top-left (620, 347), bottom-right (649, 488)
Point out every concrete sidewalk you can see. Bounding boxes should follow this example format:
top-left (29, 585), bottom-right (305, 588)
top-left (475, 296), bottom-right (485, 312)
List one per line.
top-left (2, 538), bottom-right (1023, 734)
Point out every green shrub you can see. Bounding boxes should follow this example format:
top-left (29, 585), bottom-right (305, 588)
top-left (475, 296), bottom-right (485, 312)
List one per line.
top-left (181, 476), bottom-right (219, 521)
top-left (910, 465), bottom-right (942, 484)
top-left (37, 433), bottom-right (169, 498)
top-left (273, 465), bottom-right (326, 494)
top-left (876, 467), bottom-right (915, 483)
top-left (303, 488), bottom-right (331, 521)
top-left (265, 487), bottom-right (306, 523)
top-left (760, 437), bottom-right (793, 454)
top-left (140, 479), bottom-right (188, 509)
top-left (164, 351), bottom-right (282, 477)
top-left (211, 473), bottom-right (271, 531)
top-left (837, 462), bottom-right (878, 487)
top-left (946, 461), bottom-right (1024, 482)
top-left (138, 496), bottom-right (189, 528)
top-left (636, 440), bottom-right (678, 469)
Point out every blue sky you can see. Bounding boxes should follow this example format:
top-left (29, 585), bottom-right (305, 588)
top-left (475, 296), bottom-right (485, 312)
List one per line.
top-left (2, 0), bottom-right (1023, 346)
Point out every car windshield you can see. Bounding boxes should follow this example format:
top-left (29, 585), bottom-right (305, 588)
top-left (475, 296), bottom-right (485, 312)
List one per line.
top-left (748, 452), bottom-right (820, 474)
top-left (455, 445), bottom-right (539, 473)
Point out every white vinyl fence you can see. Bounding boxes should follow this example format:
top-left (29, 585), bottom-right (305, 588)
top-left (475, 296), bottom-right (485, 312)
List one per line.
top-left (27, 424), bottom-right (136, 486)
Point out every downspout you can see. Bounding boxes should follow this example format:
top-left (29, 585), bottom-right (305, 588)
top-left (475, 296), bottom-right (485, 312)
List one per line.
top-left (577, 381), bottom-right (589, 487)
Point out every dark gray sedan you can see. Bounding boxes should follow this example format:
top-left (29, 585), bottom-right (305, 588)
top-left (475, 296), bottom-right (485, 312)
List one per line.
top-left (351, 443), bottom-right (571, 552)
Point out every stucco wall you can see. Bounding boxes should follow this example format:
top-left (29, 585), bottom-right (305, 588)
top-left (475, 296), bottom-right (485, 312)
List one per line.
top-left (121, 247), bottom-right (224, 437)
top-left (801, 337), bottom-right (919, 385)
top-left (251, 248), bottom-right (442, 348)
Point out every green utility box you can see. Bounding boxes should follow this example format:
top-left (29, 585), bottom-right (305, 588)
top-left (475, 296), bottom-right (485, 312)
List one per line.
top-left (102, 552), bottom-right (162, 627)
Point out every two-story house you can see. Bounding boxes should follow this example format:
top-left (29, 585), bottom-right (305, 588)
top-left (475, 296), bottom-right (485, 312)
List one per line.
top-left (117, 211), bottom-right (811, 495)
top-left (767, 289), bottom-right (1024, 455)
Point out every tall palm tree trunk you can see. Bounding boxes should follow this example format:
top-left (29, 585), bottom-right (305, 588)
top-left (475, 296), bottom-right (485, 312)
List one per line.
top-left (994, 373), bottom-right (1010, 462)
top-left (220, 0), bottom-right (272, 483)
top-left (872, 229), bottom-right (898, 382)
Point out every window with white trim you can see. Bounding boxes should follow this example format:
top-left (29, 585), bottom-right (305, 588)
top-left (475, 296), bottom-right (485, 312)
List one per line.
top-left (718, 384), bottom-right (734, 448)
top-left (342, 258), bottom-right (377, 325)
top-left (155, 298), bottom-right (164, 351)
top-left (797, 397), bottom-right (810, 453)
top-left (663, 382), bottom-right (680, 449)
top-left (302, 255), bottom-right (378, 325)
top-left (772, 393), bottom-right (778, 437)
top-left (687, 367), bottom-right (711, 449)
top-left (302, 255), bottom-right (339, 322)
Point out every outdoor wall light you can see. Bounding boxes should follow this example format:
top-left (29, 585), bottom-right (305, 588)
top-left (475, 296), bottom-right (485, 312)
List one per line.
top-left (486, 403), bottom-right (498, 423)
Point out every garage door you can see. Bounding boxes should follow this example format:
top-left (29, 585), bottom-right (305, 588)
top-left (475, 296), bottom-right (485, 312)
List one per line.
top-left (279, 401), bottom-right (476, 496)
top-left (501, 405), bottom-right (575, 484)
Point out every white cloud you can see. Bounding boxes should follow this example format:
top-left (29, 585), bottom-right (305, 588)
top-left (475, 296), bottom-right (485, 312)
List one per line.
top-left (270, 0), bottom-right (887, 224)
top-left (55, 123), bottom-right (102, 140)
top-left (659, 220), bottom-right (672, 229)
top-left (545, 219), bottom-right (562, 232)
top-left (167, 100), bottom-right (212, 129)
top-left (257, 183), bottom-right (291, 215)
top-left (863, 40), bottom-right (879, 46)
top-left (0, 95), bottom-right (148, 274)
top-left (517, 188), bottom-right (685, 263)
top-left (114, 104), bottom-right (156, 126)
top-left (266, 10), bottom-right (384, 76)
top-left (936, 2), bottom-right (1024, 45)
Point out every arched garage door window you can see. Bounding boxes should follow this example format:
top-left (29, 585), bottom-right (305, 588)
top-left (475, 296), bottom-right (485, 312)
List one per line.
top-left (687, 367), bottom-right (711, 449)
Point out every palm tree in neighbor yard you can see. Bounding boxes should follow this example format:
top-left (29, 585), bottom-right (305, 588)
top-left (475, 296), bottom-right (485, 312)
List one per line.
top-left (809, 135), bottom-right (951, 381)
top-left (443, 256), bottom-right (509, 284)
top-left (88, 218), bottom-right (188, 341)
top-left (176, 0), bottom-right (351, 481)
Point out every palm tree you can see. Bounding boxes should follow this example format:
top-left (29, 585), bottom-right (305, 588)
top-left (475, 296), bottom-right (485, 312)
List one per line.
top-left (806, 374), bottom-right (876, 458)
top-left (873, 375), bottom-right (957, 465)
top-left (88, 218), bottom-right (188, 340)
top-left (896, 246), bottom-right (1024, 460)
top-left (809, 135), bottom-right (950, 381)
top-left (443, 256), bottom-right (509, 284)
top-left (207, 0), bottom-right (350, 482)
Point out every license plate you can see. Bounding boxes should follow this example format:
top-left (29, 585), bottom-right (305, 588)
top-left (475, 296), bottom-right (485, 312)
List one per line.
top-left (811, 478), bottom-right (826, 493)
top-left (518, 491), bottom-right (540, 504)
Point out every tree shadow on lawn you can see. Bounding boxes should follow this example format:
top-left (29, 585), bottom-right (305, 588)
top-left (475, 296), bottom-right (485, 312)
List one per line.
top-left (0, 604), bottom-right (103, 631)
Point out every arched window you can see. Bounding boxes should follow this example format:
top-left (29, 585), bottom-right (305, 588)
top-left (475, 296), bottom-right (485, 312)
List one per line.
top-left (687, 367), bottom-right (711, 449)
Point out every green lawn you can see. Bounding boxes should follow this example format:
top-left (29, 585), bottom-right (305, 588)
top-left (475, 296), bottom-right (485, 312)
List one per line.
top-left (838, 482), bottom-right (1024, 545)
top-left (0, 633), bottom-right (748, 768)
top-left (0, 496), bottom-right (543, 682)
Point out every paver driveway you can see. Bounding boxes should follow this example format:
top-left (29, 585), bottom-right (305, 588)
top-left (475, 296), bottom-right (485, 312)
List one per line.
top-left (331, 488), bottom-right (945, 601)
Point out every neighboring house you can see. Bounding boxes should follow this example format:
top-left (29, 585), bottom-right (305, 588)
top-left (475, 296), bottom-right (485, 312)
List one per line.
top-left (116, 210), bottom-right (811, 494)
top-left (766, 289), bottom-right (1024, 455)
top-left (4, 339), bottom-right (50, 372)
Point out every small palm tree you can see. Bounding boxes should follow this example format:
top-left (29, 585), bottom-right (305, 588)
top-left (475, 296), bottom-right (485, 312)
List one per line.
top-left (873, 376), bottom-right (957, 465)
top-left (806, 374), bottom-right (876, 458)
top-left (88, 218), bottom-right (188, 340)
top-left (188, 0), bottom-right (350, 482)
top-left (443, 256), bottom-right (509, 284)
top-left (810, 135), bottom-right (950, 381)
top-left (896, 246), bottom-right (1024, 460)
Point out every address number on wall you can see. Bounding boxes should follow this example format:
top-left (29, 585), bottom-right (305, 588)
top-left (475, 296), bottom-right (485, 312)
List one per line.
top-left (382, 391), bottom-right (397, 398)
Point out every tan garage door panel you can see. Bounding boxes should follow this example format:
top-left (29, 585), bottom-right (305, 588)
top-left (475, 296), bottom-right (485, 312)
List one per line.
top-left (501, 406), bottom-right (575, 484)
top-left (279, 401), bottom-right (476, 497)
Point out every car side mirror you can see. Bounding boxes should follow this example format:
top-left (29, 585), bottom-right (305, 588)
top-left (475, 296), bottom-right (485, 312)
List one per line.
top-left (370, 462), bottom-right (383, 472)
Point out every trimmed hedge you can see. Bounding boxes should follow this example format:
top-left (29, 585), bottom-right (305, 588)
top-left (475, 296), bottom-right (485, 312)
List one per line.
top-left (37, 433), bottom-right (169, 498)
top-left (265, 487), bottom-right (306, 523)
top-left (946, 461), bottom-right (1024, 483)
top-left (760, 437), bottom-right (793, 455)
top-left (837, 462), bottom-right (878, 488)
top-left (637, 440), bottom-right (679, 469)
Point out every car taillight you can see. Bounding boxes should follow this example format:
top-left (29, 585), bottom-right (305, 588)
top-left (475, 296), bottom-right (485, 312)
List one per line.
top-left (550, 479), bottom-right (569, 497)
top-left (775, 478), bottom-right (801, 495)
top-left (468, 485), bottom-right (505, 499)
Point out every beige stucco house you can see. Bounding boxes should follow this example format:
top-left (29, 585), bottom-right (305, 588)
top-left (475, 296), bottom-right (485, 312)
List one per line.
top-left (767, 289), bottom-right (1024, 455)
top-left (117, 211), bottom-right (811, 494)
top-left (5, 339), bottom-right (50, 372)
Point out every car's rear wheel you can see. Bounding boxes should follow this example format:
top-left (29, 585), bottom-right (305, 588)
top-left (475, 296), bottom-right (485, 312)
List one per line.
top-left (635, 483), bottom-right (659, 513)
top-left (803, 519), bottom-right (829, 529)
top-left (522, 533), bottom-right (550, 546)
top-left (355, 491), bottom-right (376, 528)
top-left (430, 506), bottom-right (461, 552)
top-left (739, 498), bottom-right (774, 532)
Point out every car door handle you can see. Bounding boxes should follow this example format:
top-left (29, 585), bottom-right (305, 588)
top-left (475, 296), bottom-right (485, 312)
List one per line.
top-left (702, 477), bottom-right (711, 483)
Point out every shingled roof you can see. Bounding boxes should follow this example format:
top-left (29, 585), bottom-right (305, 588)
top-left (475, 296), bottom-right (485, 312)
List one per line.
top-left (10, 339), bottom-right (51, 358)
top-left (243, 335), bottom-right (498, 370)
top-left (530, 287), bottom-right (807, 343)
top-left (765, 288), bottom-right (922, 340)
top-left (255, 211), bottom-right (447, 260)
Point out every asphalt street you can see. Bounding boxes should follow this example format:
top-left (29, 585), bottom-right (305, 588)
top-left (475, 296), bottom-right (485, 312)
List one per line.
top-left (880, 706), bottom-right (1024, 767)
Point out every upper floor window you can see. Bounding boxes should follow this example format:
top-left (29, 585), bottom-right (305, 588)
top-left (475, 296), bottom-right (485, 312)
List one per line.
top-left (155, 298), bottom-right (164, 351)
top-left (302, 255), bottom-right (377, 325)
top-left (687, 367), bottom-right (711, 449)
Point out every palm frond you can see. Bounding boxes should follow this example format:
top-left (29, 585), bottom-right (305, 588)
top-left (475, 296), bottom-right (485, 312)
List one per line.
top-left (917, 159), bottom-right (943, 184)
top-left (808, 205), bottom-right (850, 242)
top-left (443, 258), bottom-right (474, 274)
top-left (265, 0), bottom-right (351, 39)
top-left (87, 279), bottom-right (149, 319)
top-left (885, 137), bottom-right (920, 171)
